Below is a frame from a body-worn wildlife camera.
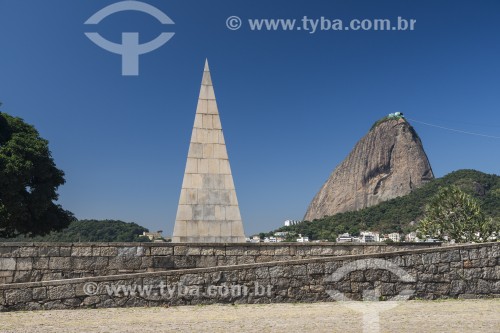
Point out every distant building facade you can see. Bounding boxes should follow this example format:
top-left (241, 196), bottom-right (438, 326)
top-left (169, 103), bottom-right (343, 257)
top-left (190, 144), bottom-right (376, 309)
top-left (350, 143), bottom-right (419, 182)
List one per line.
top-left (284, 220), bottom-right (301, 227)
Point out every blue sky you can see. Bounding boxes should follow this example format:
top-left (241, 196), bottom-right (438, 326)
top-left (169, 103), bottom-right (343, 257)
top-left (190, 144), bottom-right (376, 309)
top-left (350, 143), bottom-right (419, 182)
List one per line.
top-left (0, 0), bottom-right (499, 236)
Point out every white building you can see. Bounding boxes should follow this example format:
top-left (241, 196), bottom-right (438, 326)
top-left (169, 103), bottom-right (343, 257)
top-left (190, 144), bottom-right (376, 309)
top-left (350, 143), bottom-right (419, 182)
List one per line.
top-left (250, 235), bottom-right (261, 243)
top-left (296, 234), bottom-right (309, 242)
top-left (141, 231), bottom-right (165, 242)
top-left (336, 233), bottom-right (353, 243)
top-left (387, 233), bottom-right (401, 242)
top-left (405, 232), bottom-right (419, 242)
top-left (284, 220), bottom-right (301, 227)
top-left (360, 231), bottom-right (379, 243)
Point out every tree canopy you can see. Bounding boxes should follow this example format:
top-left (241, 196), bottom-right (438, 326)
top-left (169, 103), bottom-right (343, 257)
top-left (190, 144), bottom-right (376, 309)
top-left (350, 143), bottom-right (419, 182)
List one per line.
top-left (419, 186), bottom-right (497, 243)
top-left (0, 110), bottom-right (73, 237)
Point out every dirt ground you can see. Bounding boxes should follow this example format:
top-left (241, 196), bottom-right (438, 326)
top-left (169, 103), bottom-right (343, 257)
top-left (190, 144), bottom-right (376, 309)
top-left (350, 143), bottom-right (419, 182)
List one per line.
top-left (0, 299), bottom-right (499, 333)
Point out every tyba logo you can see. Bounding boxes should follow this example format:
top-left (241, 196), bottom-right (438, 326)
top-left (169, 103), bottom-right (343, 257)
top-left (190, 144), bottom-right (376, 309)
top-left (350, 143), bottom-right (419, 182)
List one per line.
top-left (84, 1), bottom-right (175, 76)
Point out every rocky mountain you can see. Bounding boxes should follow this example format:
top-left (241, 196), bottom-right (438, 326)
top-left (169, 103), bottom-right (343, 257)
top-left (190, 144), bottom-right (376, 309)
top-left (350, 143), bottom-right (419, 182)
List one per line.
top-left (304, 116), bottom-right (434, 221)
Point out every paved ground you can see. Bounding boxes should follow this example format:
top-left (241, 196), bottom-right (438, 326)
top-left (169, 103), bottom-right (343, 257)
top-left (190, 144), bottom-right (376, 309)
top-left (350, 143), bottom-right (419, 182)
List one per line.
top-left (0, 299), bottom-right (499, 333)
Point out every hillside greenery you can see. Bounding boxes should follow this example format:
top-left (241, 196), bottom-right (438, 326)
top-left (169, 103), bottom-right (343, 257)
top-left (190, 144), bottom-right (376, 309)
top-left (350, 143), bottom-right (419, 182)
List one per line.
top-left (275, 170), bottom-right (500, 241)
top-left (0, 219), bottom-right (151, 242)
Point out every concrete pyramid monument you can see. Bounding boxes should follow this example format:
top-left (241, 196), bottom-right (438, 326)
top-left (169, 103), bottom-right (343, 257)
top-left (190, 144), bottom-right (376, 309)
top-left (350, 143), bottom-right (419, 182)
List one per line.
top-left (172, 60), bottom-right (245, 243)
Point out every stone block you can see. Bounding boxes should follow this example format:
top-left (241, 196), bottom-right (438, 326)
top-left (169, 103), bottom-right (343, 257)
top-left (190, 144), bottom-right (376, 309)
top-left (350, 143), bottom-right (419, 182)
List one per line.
top-left (197, 159), bottom-right (209, 174)
top-left (450, 280), bottom-right (466, 295)
top-left (153, 257), bottom-right (175, 269)
top-left (260, 247), bottom-right (275, 256)
top-left (217, 256), bottom-right (237, 266)
top-left (101, 247), bottom-right (118, 257)
top-left (185, 157), bottom-right (198, 173)
top-left (196, 99), bottom-right (208, 114)
top-left (482, 266), bottom-right (500, 280)
top-left (91, 247), bottom-right (101, 256)
top-left (0, 258), bottom-right (16, 270)
top-left (83, 296), bottom-right (101, 306)
top-left (5, 289), bottom-right (33, 305)
top-left (476, 279), bottom-right (491, 294)
top-left (174, 246), bottom-right (189, 256)
top-left (72, 257), bottom-right (96, 270)
top-left (13, 270), bottom-right (35, 283)
top-left (214, 205), bottom-right (226, 220)
top-left (33, 257), bottom-right (49, 269)
top-left (117, 247), bottom-right (137, 257)
top-left (363, 246), bottom-right (381, 255)
top-left (440, 250), bottom-right (461, 263)
top-left (39, 246), bottom-right (60, 257)
top-left (49, 257), bottom-right (71, 270)
top-left (208, 222), bottom-right (221, 237)
top-left (224, 175), bottom-right (234, 189)
top-left (207, 100), bottom-right (217, 113)
top-left (176, 205), bottom-right (193, 221)
top-left (0, 246), bottom-right (13, 258)
top-left (186, 189), bottom-right (198, 204)
top-left (226, 246), bottom-right (245, 256)
top-left (226, 206), bottom-right (241, 221)
top-left (196, 256), bottom-right (217, 268)
top-left (255, 267), bottom-right (270, 279)
top-left (188, 143), bottom-right (203, 158)
top-left (378, 282), bottom-right (396, 296)
top-left (42, 272), bottom-right (63, 281)
top-left (255, 256), bottom-right (273, 263)
top-left (296, 246), bottom-right (311, 256)
top-left (209, 129), bottom-right (225, 147)
top-left (71, 246), bottom-right (93, 257)
top-left (43, 300), bottom-right (67, 310)
top-left (213, 246), bottom-right (226, 256)
top-left (202, 205), bottom-right (215, 221)
top-left (173, 256), bottom-right (196, 268)
top-left (237, 256), bottom-right (256, 265)
top-left (202, 143), bottom-right (214, 158)
top-left (136, 247), bottom-right (145, 257)
top-left (307, 263), bottom-right (325, 275)
top-left (269, 266), bottom-right (286, 279)
top-left (219, 160), bottom-right (231, 175)
top-left (460, 249), bottom-right (470, 260)
top-left (189, 174), bottom-right (203, 189)
top-left (213, 144), bottom-right (227, 159)
top-left (16, 258), bottom-right (33, 271)
top-left (33, 287), bottom-right (47, 300)
top-left (150, 247), bottom-right (173, 256)
top-left (291, 265), bottom-right (307, 276)
top-left (14, 247), bottom-right (38, 257)
top-left (186, 246), bottom-right (202, 256)
top-left (59, 247), bottom-right (72, 256)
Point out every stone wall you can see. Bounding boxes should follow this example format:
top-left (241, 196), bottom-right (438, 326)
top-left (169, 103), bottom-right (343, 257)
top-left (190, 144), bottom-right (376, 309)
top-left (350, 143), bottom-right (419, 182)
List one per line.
top-left (0, 242), bottom-right (497, 311)
top-left (0, 242), bottom-right (438, 284)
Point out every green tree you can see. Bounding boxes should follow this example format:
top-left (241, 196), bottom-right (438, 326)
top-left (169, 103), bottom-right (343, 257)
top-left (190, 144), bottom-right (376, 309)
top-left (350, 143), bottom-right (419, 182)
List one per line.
top-left (0, 110), bottom-right (73, 237)
top-left (418, 186), bottom-right (496, 243)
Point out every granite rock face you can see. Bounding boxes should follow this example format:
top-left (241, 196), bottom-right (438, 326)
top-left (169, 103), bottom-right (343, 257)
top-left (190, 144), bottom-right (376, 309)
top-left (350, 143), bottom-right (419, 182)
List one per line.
top-left (304, 118), bottom-right (434, 221)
